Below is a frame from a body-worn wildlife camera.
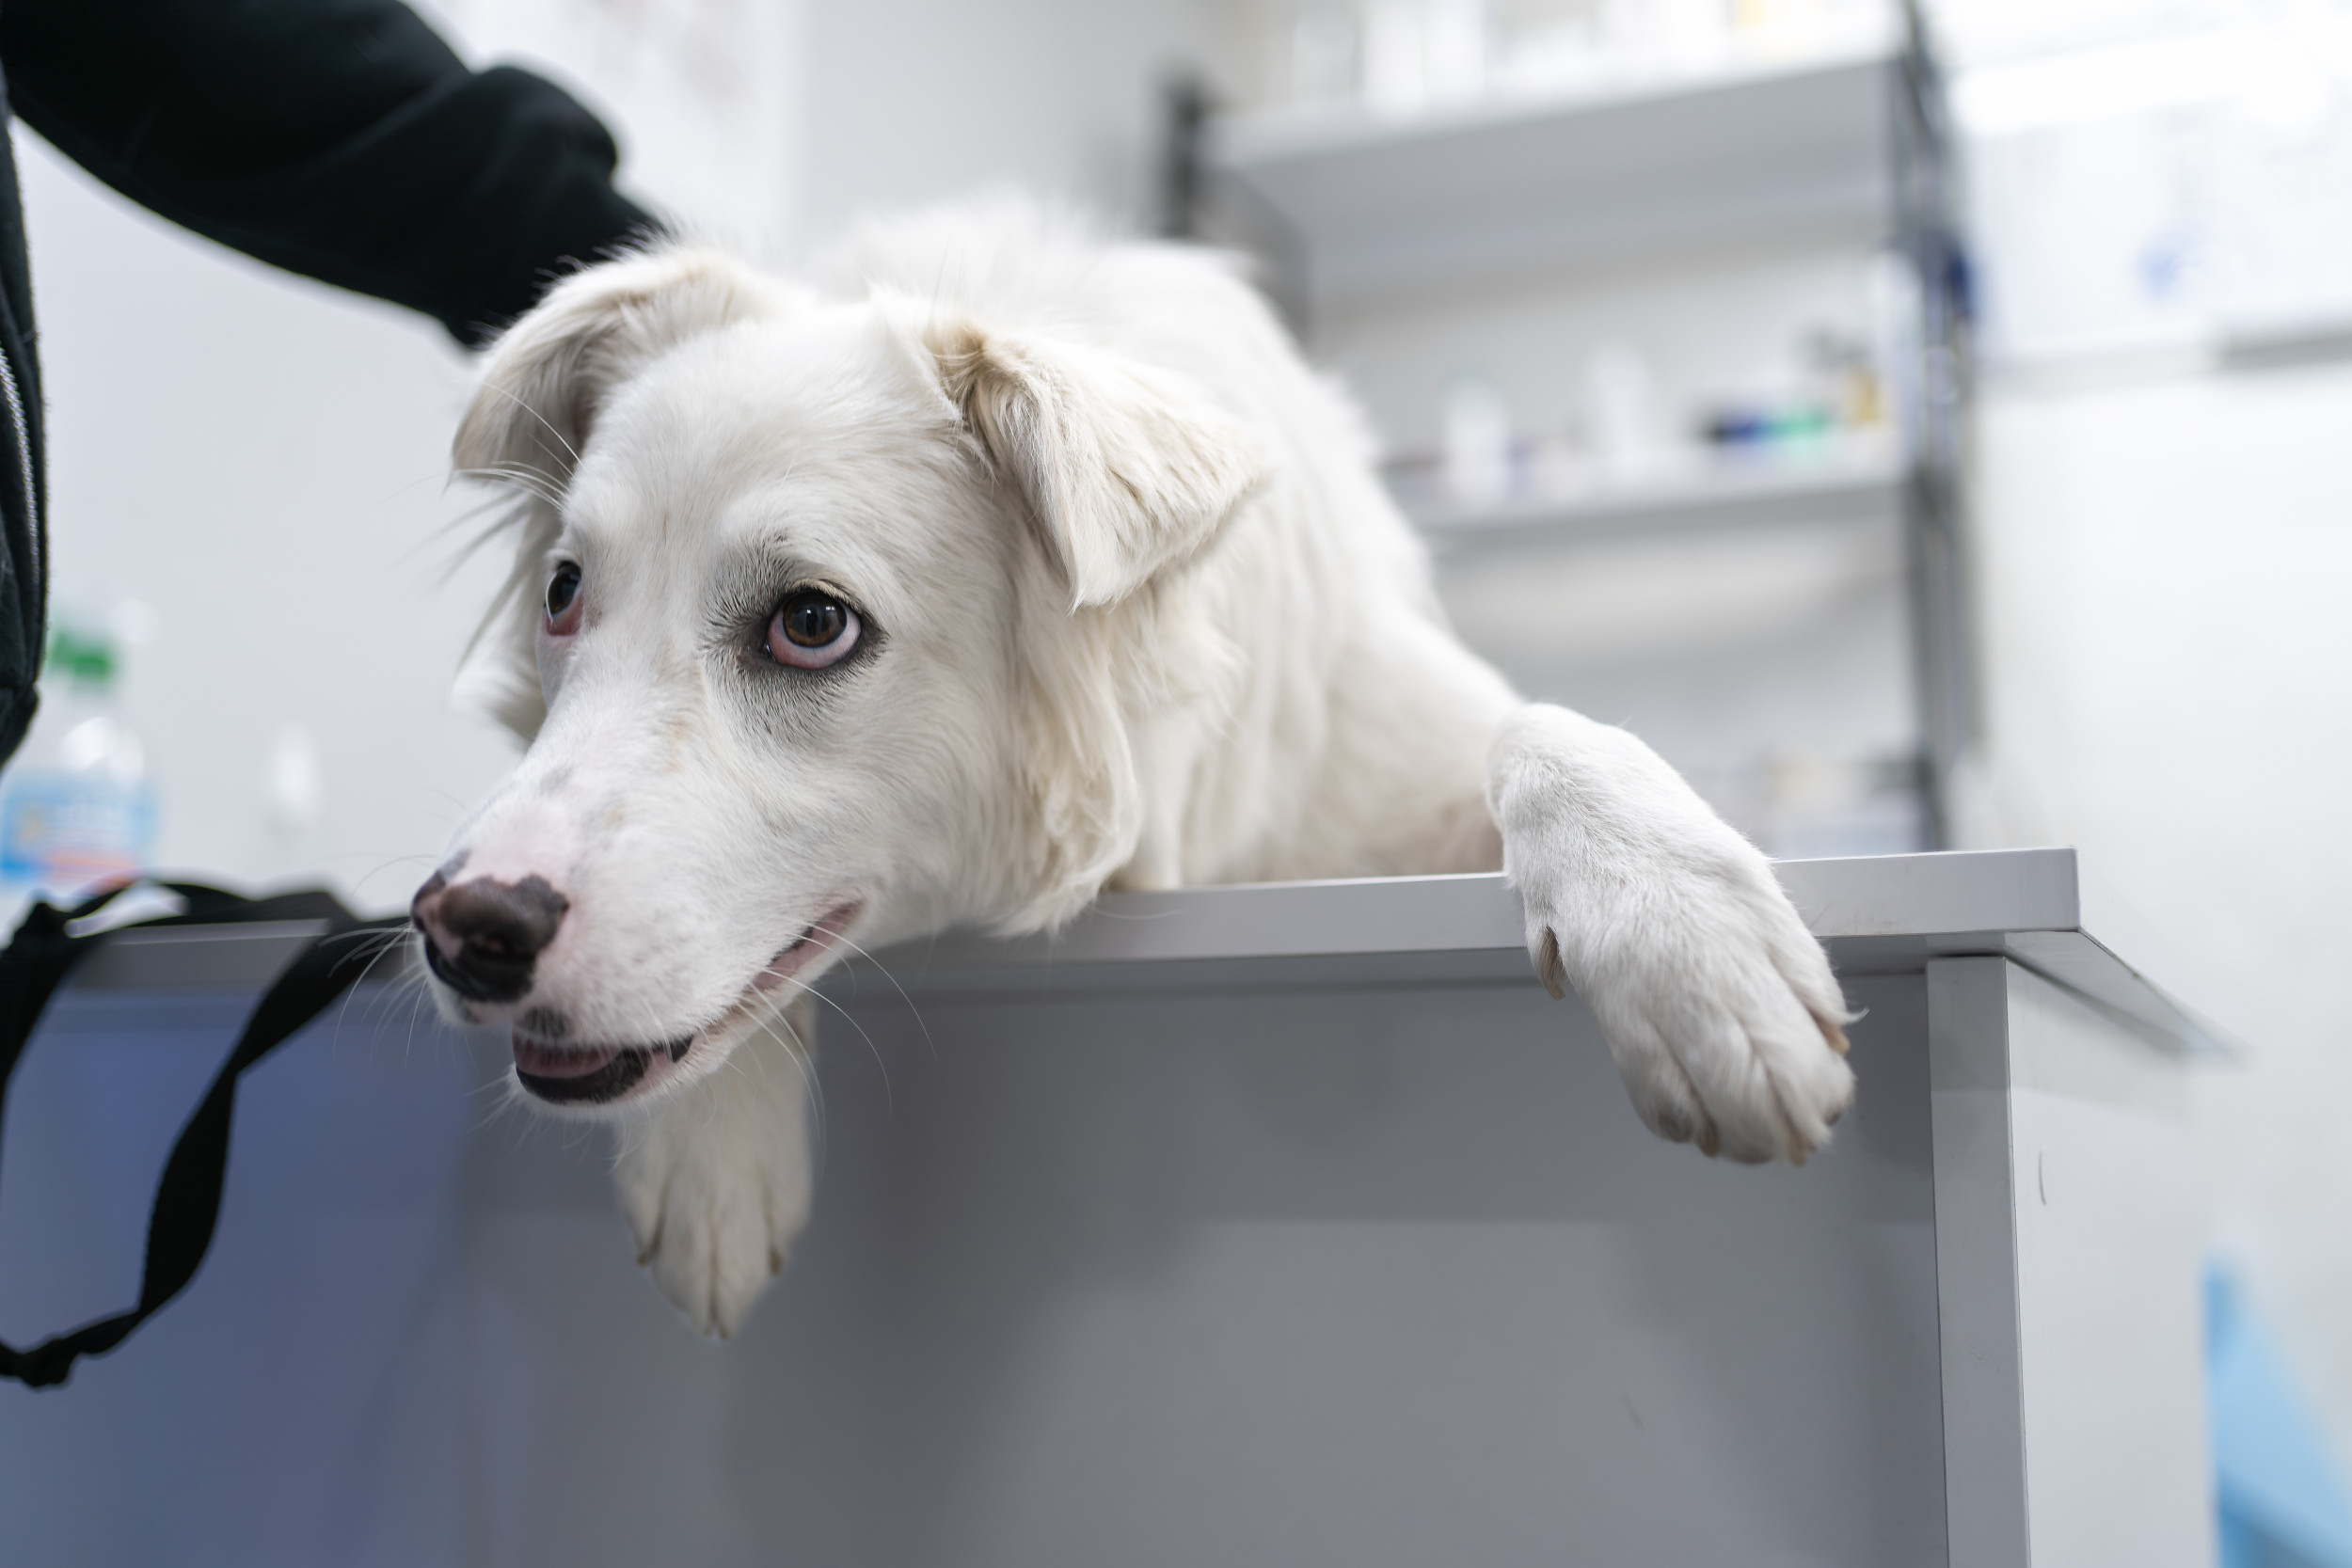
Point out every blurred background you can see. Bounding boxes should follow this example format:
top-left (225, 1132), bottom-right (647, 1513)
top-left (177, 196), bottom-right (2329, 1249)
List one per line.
top-left (0, 0), bottom-right (2347, 1545)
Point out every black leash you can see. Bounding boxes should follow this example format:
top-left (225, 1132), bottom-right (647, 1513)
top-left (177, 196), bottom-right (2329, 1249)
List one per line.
top-left (0, 881), bottom-right (409, 1387)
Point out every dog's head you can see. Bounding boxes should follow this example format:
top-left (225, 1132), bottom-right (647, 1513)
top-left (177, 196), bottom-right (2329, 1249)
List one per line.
top-left (414, 245), bottom-right (1261, 1113)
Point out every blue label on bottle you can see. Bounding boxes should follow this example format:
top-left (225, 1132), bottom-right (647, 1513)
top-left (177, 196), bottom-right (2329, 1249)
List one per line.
top-left (0, 770), bottom-right (155, 887)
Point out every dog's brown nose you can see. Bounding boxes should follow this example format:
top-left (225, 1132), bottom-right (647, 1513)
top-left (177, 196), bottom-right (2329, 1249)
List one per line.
top-left (411, 871), bottom-right (570, 1004)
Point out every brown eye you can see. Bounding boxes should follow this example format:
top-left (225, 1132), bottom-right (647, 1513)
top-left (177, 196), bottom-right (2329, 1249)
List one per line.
top-left (766, 590), bottom-right (860, 669)
top-left (545, 562), bottom-right (582, 634)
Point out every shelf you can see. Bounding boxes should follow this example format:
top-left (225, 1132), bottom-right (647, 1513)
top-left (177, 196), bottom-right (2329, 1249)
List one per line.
top-left (1396, 440), bottom-right (1905, 546)
top-left (1207, 28), bottom-right (1902, 297)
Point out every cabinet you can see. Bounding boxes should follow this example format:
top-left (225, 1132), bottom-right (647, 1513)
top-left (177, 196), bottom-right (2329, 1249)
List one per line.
top-left (2, 850), bottom-right (2218, 1564)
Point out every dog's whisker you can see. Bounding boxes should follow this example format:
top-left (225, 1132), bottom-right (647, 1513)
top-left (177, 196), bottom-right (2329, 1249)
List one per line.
top-left (450, 468), bottom-right (566, 518)
top-left (400, 964), bottom-right (437, 1062)
top-left (759, 969), bottom-right (893, 1117)
top-left (452, 488), bottom-right (561, 681)
top-left (752, 1004), bottom-right (828, 1160)
top-left (472, 461), bottom-right (568, 505)
top-left (471, 375), bottom-right (586, 469)
top-left (807, 928), bottom-right (937, 1066)
top-left (326, 935), bottom-right (414, 1036)
top-left (433, 506), bottom-right (542, 586)
top-left (449, 465), bottom-right (561, 506)
top-left (399, 490), bottom-right (526, 576)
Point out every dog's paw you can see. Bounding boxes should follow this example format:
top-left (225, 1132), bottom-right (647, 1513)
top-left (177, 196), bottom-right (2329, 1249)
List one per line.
top-left (612, 1001), bottom-right (816, 1337)
top-left (1526, 861), bottom-right (1854, 1164)
top-left (1491, 705), bottom-right (1854, 1165)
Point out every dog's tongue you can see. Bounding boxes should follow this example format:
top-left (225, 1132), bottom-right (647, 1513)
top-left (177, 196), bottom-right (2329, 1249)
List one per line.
top-left (512, 1037), bottom-right (626, 1079)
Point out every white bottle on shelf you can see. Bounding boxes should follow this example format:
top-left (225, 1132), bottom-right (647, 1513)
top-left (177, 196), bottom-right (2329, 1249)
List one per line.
top-left (1442, 368), bottom-right (1514, 503)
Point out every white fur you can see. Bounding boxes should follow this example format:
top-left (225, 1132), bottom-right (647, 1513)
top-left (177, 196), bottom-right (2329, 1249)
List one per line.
top-left (431, 202), bottom-right (1853, 1338)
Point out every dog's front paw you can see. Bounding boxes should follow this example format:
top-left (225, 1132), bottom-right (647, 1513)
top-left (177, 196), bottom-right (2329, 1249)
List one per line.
top-left (1491, 705), bottom-right (1853, 1165)
top-left (1526, 859), bottom-right (1853, 1164)
top-left (612, 1000), bottom-right (816, 1337)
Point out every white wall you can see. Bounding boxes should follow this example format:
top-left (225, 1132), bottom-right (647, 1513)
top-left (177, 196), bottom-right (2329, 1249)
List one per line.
top-left (1937, 0), bottom-right (2352, 1466)
top-left (14, 135), bottom-right (515, 911)
top-left (1966, 365), bottom-right (2352, 1460)
top-left (416, 0), bottom-right (803, 254)
top-left (793, 0), bottom-right (1242, 240)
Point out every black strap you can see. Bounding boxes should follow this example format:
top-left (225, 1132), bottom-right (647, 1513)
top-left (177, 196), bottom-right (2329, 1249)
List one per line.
top-left (0, 880), bottom-right (408, 1387)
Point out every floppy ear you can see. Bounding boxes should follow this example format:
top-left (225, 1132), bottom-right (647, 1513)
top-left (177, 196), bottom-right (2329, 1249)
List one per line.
top-left (921, 316), bottom-right (1263, 608)
top-left (453, 246), bottom-right (794, 739)
top-left (455, 245), bottom-right (791, 488)
top-left (904, 310), bottom-right (1263, 927)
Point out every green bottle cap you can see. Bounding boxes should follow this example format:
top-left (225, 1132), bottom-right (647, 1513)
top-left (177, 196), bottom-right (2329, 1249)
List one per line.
top-left (44, 623), bottom-right (118, 688)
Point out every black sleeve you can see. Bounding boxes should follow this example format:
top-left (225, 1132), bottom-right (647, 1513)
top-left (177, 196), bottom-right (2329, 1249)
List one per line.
top-left (0, 0), bottom-right (663, 347)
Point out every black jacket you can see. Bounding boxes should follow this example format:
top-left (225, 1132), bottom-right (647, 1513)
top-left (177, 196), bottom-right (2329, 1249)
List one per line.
top-left (0, 0), bottom-right (658, 762)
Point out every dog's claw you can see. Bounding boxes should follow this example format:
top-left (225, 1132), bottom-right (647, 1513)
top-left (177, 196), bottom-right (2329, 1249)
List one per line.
top-left (1816, 1009), bottom-right (1852, 1056)
top-left (1534, 928), bottom-right (1569, 1001)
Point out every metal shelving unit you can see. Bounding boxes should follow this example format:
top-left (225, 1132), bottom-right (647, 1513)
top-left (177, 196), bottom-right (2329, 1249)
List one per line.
top-left (1394, 436), bottom-right (1904, 546)
top-left (1207, 21), bottom-right (1901, 297)
top-left (1172, 3), bottom-right (1975, 848)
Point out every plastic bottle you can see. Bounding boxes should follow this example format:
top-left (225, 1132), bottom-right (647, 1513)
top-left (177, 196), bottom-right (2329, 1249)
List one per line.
top-left (1442, 369), bottom-right (1513, 504)
top-left (0, 617), bottom-right (156, 914)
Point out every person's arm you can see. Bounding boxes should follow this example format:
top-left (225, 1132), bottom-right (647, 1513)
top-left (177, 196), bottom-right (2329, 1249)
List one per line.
top-left (0, 0), bottom-right (660, 346)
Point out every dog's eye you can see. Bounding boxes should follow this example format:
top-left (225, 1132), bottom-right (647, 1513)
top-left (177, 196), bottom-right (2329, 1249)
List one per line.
top-left (545, 562), bottom-right (583, 634)
top-left (767, 590), bottom-right (860, 669)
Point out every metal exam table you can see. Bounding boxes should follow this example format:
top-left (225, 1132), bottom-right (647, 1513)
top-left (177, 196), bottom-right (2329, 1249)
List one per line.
top-left (0, 849), bottom-right (2222, 1567)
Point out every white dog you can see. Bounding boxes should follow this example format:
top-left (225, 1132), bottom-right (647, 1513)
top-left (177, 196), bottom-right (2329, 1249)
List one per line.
top-left (412, 204), bottom-right (1854, 1338)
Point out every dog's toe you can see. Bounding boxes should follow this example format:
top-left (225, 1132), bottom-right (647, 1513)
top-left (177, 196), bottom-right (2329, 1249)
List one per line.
top-left (628, 1148), bottom-right (806, 1338)
top-left (1530, 876), bottom-right (1855, 1168)
top-left (1708, 972), bottom-right (1855, 1164)
top-left (641, 1183), bottom-right (777, 1338)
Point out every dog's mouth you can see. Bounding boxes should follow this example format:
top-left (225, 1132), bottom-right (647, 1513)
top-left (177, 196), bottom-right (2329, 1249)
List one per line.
top-left (513, 1035), bottom-right (691, 1104)
top-left (510, 899), bottom-right (863, 1108)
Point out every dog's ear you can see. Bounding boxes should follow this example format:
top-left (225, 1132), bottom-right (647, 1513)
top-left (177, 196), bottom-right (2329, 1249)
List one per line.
top-left (454, 247), bottom-right (794, 742)
top-left (922, 317), bottom-right (1263, 608)
top-left (455, 246), bottom-right (789, 489)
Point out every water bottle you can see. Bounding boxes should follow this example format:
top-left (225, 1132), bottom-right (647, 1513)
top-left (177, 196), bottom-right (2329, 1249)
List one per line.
top-left (0, 616), bottom-right (157, 913)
